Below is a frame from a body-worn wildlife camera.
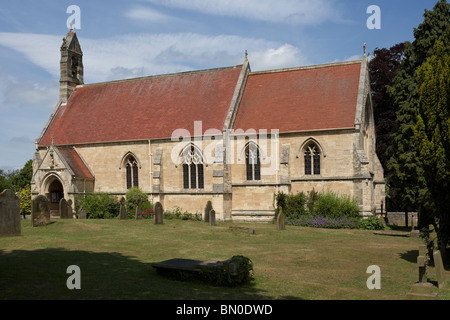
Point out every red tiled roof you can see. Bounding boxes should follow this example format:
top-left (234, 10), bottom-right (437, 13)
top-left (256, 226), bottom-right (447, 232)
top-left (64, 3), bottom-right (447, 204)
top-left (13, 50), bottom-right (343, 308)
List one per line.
top-left (57, 147), bottom-right (94, 179)
top-left (39, 66), bottom-right (243, 146)
top-left (233, 62), bottom-right (362, 133)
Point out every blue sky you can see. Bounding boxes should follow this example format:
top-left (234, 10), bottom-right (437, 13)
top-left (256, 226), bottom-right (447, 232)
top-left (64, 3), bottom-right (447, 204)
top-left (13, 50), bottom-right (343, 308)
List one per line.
top-left (0, 0), bottom-right (441, 171)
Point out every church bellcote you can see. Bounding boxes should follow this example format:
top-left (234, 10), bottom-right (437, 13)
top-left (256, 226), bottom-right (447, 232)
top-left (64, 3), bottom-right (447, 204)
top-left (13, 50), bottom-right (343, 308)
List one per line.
top-left (59, 29), bottom-right (84, 103)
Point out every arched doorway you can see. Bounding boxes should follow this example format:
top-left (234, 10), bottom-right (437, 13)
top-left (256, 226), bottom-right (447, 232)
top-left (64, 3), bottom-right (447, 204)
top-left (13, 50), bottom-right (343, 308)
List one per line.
top-left (43, 175), bottom-right (64, 217)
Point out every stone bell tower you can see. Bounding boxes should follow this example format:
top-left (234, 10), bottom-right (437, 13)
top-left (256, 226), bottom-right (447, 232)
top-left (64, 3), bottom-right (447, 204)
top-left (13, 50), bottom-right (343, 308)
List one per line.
top-left (59, 28), bottom-right (84, 104)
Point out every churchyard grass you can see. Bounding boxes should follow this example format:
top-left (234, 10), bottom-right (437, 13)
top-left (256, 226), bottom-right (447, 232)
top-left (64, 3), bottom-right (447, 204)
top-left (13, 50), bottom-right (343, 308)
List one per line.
top-left (0, 219), bottom-right (448, 300)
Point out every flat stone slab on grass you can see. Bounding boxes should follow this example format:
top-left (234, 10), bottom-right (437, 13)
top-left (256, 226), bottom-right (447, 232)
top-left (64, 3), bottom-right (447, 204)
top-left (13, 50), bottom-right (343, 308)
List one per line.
top-left (151, 258), bottom-right (223, 274)
top-left (373, 231), bottom-right (411, 237)
top-left (229, 226), bottom-right (256, 234)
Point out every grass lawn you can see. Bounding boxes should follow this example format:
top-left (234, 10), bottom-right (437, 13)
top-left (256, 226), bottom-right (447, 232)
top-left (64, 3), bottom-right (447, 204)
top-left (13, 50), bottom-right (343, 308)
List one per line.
top-left (0, 218), bottom-right (448, 300)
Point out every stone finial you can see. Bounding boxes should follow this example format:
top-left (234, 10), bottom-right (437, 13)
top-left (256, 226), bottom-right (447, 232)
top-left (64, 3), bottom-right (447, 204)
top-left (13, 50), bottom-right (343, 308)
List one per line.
top-left (364, 43), bottom-right (367, 57)
top-left (245, 50), bottom-right (248, 61)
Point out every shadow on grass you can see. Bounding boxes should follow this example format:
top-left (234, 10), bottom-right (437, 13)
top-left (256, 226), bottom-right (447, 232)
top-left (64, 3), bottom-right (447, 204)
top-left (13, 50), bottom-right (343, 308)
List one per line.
top-left (0, 248), bottom-right (290, 300)
top-left (399, 250), bottom-right (419, 264)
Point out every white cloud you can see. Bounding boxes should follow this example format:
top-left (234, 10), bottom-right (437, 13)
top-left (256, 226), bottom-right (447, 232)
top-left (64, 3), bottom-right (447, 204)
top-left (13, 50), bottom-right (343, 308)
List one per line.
top-left (144, 0), bottom-right (341, 25)
top-left (0, 32), bottom-right (308, 83)
top-left (0, 33), bottom-right (61, 77)
top-left (0, 71), bottom-right (58, 110)
top-left (125, 6), bottom-right (182, 23)
top-left (250, 44), bottom-right (304, 71)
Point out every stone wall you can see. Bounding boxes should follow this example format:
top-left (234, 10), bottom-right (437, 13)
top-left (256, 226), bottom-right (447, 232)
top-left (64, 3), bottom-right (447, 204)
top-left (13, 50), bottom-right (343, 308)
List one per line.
top-left (386, 212), bottom-right (419, 227)
top-left (32, 125), bottom-right (385, 222)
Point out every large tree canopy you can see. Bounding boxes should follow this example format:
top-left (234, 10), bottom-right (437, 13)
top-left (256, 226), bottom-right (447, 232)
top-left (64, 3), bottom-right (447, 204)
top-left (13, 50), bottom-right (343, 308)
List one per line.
top-left (386, 0), bottom-right (450, 220)
top-left (414, 39), bottom-right (450, 246)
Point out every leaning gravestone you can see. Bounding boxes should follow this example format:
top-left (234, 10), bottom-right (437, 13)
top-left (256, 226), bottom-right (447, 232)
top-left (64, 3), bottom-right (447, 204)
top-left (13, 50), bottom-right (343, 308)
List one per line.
top-left (59, 198), bottom-right (68, 219)
top-left (210, 209), bottom-right (216, 226)
top-left (78, 205), bottom-right (87, 219)
top-left (277, 207), bottom-right (286, 231)
top-left (154, 202), bottom-right (163, 225)
top-left (135, 198), bottom-right (143, 220)
top-left (119, 197), bottom-right (127, 220)
top-left (67, 199), bottom-right (74, 219)
top-left (32, 195), bottom-right (50, 227)
top-left (418, 244), bottom-right (428, 283)
top-left (0, 189), bottom-right (21, 237)
top-left (204, 201), bottom-right (212, 223)
top-left (433, 250), bottom-right (446, 289)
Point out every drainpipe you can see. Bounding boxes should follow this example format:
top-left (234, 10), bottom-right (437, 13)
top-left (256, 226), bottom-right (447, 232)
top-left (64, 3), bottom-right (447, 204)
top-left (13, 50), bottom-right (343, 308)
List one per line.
top-left (148, 139), bottom-right (153, 203)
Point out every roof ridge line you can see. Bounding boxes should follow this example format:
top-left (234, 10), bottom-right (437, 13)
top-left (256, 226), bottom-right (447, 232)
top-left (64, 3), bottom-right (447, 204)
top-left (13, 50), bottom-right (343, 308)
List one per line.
top-left (249, 60), bottom-right (362, 76)
top-left (78, 64), bottom-right (244, 88)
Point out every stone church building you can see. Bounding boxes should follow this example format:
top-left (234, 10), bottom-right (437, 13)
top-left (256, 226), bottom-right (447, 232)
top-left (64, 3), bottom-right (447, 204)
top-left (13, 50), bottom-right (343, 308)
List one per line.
top-left (31, 30), bottom-right (385, 221)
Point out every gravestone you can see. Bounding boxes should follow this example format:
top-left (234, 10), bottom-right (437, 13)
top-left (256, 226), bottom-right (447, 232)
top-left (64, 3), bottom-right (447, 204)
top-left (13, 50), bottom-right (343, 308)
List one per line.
top-left (135, 198), bottom-right (143, 220)
top-left (406, 282), bottom-right (438, 300)
top-left (204, 201), bottom-right (212, 223)
top-left (59, 198), bottom-right (68, 219)
top-left (407, 244), bottom-right (439, 300)
top-left (429, 224), bottom-right (439, 252)
top-left (32, 195), bottom-right (50, 227)
top-left (0, 189), bottom-right (21, 236)
top-left (119, 197), bottom-right (127, 220)
top-left (277, 207), bottom-right (286, 231)
top-left (209, 209), bottom-right (216, 226)
top-left (67, 199), bottom-right (74, 219)
top-left (229, 226), bottom-right (255, 234)
top-left (433, 250), bottom-right (446, 289)
top-left (418, 244), bottom-right (429, 283)
top-left (154, 202), bottom-right (163, 225)
top-left (78, 205), bottom-right (87, 219)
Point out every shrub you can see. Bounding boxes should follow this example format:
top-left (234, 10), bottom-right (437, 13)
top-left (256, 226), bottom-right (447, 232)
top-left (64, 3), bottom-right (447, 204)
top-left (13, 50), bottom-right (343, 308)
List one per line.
top-left (276, 189), bottom-right (361, 229)
top-left (164, 207), bottom-right (202, 221)
top-left (306, 188), bottom-right (319, 213)
top-left (201, 255), bottom-right (254, 287)
top-left (310, 191), bottom-right (359, 219)
top-left (357, 216), bottom-right (385, 230)
top-left (125, 187), bottom-right (152, 219)
top-left (286, 192), bottom-right (307, 219)
top-left (81, 193), bottom-right (120, 219)
top-left (19, 185), bottom-right (31, 216)
top-left (141, 207), bottom-right (154, 219)
top-left (287, 216), bottom-right (358, 229)
top-left (274, 191), bottom-right (306, 220)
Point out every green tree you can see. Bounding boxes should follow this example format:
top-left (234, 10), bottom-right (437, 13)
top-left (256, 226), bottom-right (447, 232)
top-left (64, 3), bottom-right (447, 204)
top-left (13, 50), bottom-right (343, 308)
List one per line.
top-left (414, 39), bottom-right (450, 252)
top-left (0, 160), bottom-right (33, 193)
top-left (19, 185), bottom-right (32, 216)
top-left (0, 169), bottom-right (11, 193)
top-left (11, 160), bottom-right (33, 190)
top-left (386, 0), bottom-right (450, 226)
top-left (369, 43), bottom-right (406, 175)
top-left (369, 43), bottom-right (406, 211)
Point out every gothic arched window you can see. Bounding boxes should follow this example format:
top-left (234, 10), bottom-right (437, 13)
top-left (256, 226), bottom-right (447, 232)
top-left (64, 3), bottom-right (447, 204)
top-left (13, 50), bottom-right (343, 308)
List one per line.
top-left (245, 142), bottom-right (261, 181)
top-left (126, 156), bottom-right (139, 189)
top-left (181, 145), bottom-right (204, 189)
top-left (304, 143), bottom-right (320, 175)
